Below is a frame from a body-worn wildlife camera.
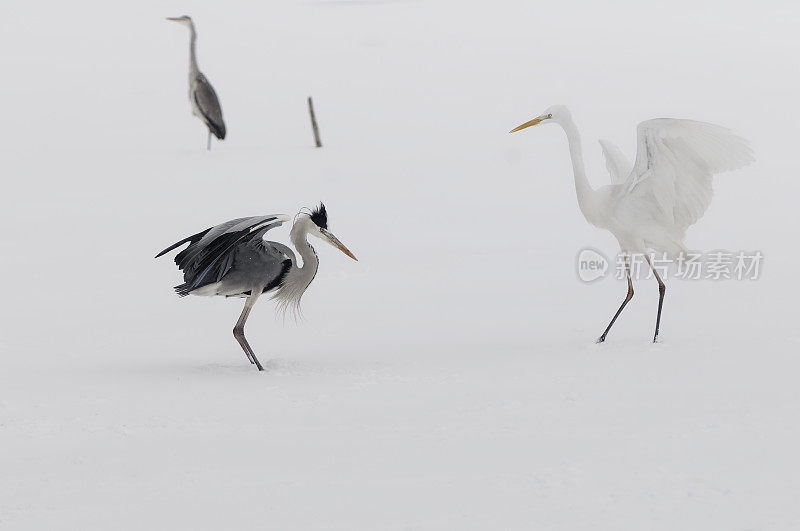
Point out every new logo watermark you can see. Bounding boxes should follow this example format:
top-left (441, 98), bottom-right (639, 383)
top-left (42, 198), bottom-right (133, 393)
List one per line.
top-left (576, 248), bottom-right (609, 282)
top-left (576, 248), bottom-right (764, 283)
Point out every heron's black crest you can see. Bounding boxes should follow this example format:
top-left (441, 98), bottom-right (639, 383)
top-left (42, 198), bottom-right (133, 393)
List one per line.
top-left (309, 203), bottom-right (328, 229)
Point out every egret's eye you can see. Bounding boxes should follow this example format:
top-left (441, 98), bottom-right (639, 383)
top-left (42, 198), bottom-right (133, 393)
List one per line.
top-left (546, 114), bottom-right (553, 119)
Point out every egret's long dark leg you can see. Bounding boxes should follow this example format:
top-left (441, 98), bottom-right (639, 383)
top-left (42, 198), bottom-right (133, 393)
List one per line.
top-left (644, 255), bottom-right (666, 343)
top-left (207, 131), bottom-right (212, 151)
top-left (597, 256), bottom-right (633, 343)
top-left (233, 294), bottom-right (264, 371)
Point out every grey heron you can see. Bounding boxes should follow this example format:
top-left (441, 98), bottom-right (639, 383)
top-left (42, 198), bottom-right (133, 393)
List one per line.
top-left (156, 204), bottom-right (357, 371)
top-left (166, 15), bottom-right (226, 150)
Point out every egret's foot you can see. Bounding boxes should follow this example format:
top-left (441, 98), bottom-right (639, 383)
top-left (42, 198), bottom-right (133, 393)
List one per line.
top-left (596, 335), bottom-right (606, 344)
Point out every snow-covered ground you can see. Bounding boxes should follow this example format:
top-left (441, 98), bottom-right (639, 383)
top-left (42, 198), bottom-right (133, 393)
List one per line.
top-left (2, 0), bottom-right (799, 528)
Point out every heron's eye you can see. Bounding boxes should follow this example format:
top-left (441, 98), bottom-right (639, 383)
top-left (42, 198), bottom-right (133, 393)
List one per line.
top-left (546, 114), bottom-right (552, 119)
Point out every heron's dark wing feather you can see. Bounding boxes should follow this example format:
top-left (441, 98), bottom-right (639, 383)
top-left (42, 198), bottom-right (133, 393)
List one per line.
top-left (230, 241), bottom-right (294, 297)
top-left (193, 73), bottom-right (226, 139)
top-left (173, 217), bottom-right (249, 274)
top-left (155, 227), bottom-right (211, 258)
top-left (157, 215), bottom-right (289, 297)
top-left (259, 242), bottom-right (295, 293)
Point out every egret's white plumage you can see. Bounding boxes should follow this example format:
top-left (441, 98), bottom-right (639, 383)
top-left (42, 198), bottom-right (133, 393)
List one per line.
top-left (598, 138), bottom-right (632, 184)
top-left (511, 105), bottom-right (754, 342)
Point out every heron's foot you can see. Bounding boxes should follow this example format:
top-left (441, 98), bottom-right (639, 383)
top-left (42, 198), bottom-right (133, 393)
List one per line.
top-left (252, 356), bottom-right (265, 372)
top-left (653, 335), bottom-right (660, 344)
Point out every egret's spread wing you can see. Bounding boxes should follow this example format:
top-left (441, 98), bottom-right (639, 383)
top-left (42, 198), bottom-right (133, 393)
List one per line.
top-left (156, 215), bottom-right (290, 296)
top-left (598, 139), bottom-right (632, 184)
top-left (623, 119), bottom-right (753, 228)
top-left (193, 73), bottom-right (226, 139)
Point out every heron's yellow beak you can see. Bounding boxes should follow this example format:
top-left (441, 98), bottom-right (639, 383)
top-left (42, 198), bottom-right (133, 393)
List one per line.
top-left (509, 116), bottom-right (547, 133)
top-left (321, 229), bottom-right (358, 261)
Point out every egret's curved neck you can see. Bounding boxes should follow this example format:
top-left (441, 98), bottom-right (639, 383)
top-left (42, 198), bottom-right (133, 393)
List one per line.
top-left (558, 116), bottom-right (600, 225)
top-left (188, 23), bottom-right (199, 76)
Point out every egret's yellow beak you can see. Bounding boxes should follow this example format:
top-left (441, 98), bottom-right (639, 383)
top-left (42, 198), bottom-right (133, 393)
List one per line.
top-left (509, 115), bottom-right (548, 133)
top-left (321, 229), bottom-right (358, 261)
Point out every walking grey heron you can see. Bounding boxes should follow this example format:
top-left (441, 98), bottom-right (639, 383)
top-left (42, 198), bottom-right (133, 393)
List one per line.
top-left (156, 204), bottom-right (357, 371)
top-left (167, 15), bottom-right (226, 150)
top-left (510, 105), bottom-right (753, 343)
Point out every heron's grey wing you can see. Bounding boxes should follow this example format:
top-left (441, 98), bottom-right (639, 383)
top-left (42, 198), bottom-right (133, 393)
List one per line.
top-left (154, 226), bottom-right (211, 258)
top-left (156, 215), bottom-right (290, 296)
top-left (598, 139), bottom-right (632, 184)
top-left (239, 240), bottom-right (295, 295)
top-left (622, 119), bottom-right (753, 228)
top-left (193, 73), bottom-right (226, 139)
top-left (177, 215), bottom-right (290, 295)
top-left (207, 239), bottom-right (294, 298)
top-left (156, 216), bottom-right (247, 267)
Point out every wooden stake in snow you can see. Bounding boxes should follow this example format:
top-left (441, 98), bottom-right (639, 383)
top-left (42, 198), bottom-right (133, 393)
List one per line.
top-left (308, 96), bottom-right (322, 148)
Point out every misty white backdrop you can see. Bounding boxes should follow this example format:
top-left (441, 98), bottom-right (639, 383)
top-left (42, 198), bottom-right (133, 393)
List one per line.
top-left (1, 0), bottom-right (799, 529)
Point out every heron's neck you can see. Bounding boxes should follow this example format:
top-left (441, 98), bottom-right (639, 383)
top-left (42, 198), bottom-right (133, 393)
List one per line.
top-left (559, 117), bottom-right (601, 225)
top-left (188, 25), bottom-right (199, 76)
top-left (273, 222), bottom-right (319, 316)
top-left (286, 222), bottom-right (319, 289)
top-left (291, 225), bottom-right (319, 270)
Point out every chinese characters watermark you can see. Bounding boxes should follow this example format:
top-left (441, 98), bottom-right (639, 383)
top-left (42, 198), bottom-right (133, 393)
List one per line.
top-left (576, 248), bottom-right (763, 283)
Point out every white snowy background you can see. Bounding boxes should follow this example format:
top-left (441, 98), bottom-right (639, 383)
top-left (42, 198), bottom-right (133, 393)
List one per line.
top-left (1, 0), bottom-right (799, 529)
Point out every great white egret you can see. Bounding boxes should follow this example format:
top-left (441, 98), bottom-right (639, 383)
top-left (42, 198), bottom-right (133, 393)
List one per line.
top-left (156, 204), bottom-right (358, 371)
top-left (167, 16), bottom-right (226, 150)
top-left (510, 105), bottom-right (753, 343)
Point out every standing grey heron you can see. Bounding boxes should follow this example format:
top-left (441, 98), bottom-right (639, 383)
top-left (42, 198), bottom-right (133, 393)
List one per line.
top-left (510, 105), bottom-right (753, 343)
top-left (156, 204), bottom-right (357, 371)
top-left (167, 15), bottom-right (226, 150)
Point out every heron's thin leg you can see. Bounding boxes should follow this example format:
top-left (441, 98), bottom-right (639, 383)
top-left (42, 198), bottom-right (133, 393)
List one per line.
top-left (234, 298), bottom-right (256, 365)
top-left (241, 336), bottom-right (256, 365)
top-left (233, 294), bottom-right (264, 371)
top-left (644, 255), bottom-right (666, 343)
top-left (597, 255), bottom-right (633, 343)
top-left (207, 131), bottom-right (212, 151)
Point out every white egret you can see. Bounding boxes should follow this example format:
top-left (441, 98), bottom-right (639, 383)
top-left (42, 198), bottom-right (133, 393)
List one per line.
top-left (510, 106), bottom-right (753, 342)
